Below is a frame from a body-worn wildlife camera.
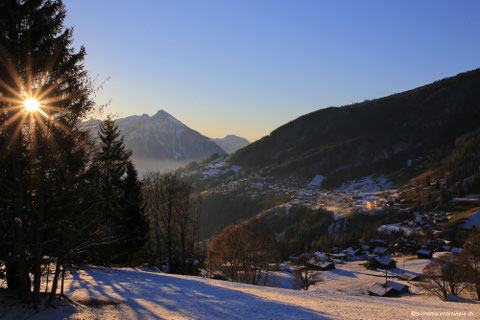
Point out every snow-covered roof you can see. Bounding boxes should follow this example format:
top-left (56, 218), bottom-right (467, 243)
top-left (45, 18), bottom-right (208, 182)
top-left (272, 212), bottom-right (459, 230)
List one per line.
top-left (313, 251), bottom-right (327, 260)
top-left (373, 247), bottom-right (387, 254)
top-left (368, 282), bottom-right (394, 297)
top-left (371, 256), bottom-right (395, 266)
top-left (451, 247), bottom-right (463, 254)
top-left (385, 281), bottom-right (408, 292)
top-left (398, 272), bottom-right (420, 281)
top-left (344, 247), bottom-right (360, 255)
top-left (416, 249), bottom-right (432, 255)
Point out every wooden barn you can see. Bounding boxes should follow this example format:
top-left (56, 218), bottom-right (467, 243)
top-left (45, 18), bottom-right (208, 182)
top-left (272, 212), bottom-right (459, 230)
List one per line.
top-left (368, 281), bottom-right (409, 297)
top-left (366, 256), bottom-right (397, 270)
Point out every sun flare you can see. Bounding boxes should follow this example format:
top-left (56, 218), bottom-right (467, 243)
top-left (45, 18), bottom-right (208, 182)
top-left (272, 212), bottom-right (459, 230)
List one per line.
top-left (24, 98), bottom-right (40, 112)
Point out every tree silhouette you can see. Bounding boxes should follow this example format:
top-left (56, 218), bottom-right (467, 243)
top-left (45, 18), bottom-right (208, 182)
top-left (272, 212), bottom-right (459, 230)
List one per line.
top-left (0, 0), bottom-right (96, 303)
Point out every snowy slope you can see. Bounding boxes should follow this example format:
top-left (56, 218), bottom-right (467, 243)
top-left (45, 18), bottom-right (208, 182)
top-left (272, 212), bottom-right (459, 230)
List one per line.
top-left (213, 135), bottom-right (250, 154)
top-left (462, 209), bottom-right (480, 229)
top-left (14, 261), bottom-right (479, 320)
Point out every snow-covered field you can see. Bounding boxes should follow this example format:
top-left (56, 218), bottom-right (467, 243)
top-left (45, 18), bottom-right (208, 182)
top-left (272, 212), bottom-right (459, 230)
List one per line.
top-left (4, 255), bottom-right (478, 320)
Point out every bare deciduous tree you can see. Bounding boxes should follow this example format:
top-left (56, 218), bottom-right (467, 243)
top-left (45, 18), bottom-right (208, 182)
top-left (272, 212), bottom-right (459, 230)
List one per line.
top-left (206, 225), bottom-right (271, 284)
top-left (143, 172), bottom-right (199, 273)
top-left (463, 227), bottom-right (480, 300)
top-left (418, 254), bottom-right (471, 300)
top-left (290, 255), bottom-right (322, 290)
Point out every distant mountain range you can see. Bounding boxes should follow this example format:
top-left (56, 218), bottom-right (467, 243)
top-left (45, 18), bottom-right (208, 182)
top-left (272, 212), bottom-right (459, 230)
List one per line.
top-left (231, 68), bottom-right (480, 187)
top-left (82, 110), bottom-right (249, 171)
top-left (213, 135), bottom-right (250, 154)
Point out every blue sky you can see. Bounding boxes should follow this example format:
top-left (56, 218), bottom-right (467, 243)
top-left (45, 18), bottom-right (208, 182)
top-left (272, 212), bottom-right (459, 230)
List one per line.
top-left (64, 0), bottom-right (480, 141)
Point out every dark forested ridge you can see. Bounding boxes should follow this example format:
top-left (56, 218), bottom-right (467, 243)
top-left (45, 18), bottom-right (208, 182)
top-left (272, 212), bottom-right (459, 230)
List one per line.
top-left (231, 69), bottom-right (480, 185)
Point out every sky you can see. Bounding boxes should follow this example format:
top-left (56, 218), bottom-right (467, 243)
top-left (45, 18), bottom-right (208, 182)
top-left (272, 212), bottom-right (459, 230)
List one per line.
top-left (63, 0), bottom-right (480, 142)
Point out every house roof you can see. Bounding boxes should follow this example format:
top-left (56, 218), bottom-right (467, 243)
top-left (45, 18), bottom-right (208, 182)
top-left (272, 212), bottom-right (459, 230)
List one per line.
top-left (451, 247), bottom-right (463, 254)
top-left (416, 249), bottom-right (432, 255)
top-left (367, 282), bottom-right (394, 297)
top-left (385, 281), bottom-right (408, 292)
top-left (371, 256), bottom-right (395, 266)
top-left (371, 239), bottom-right (387, 244)
top-left (368, 281), bottom-right (408, 297)
top-left (313, 251), bottom-right (327, 260)
top-left (398, 272), bottom-right (419, 281)
top-left (373, 247), bottom-right (387, 254)
top-left (344, 247), bottom-right (360, 255)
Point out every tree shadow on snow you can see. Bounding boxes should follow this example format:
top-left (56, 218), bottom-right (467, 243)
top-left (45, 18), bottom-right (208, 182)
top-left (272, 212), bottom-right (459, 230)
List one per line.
top-left (67, 268), bottom-right (334, 319)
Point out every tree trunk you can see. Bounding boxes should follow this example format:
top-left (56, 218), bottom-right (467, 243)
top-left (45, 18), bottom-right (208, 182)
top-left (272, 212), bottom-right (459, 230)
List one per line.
top-left (167, 192), bottom-right (173, 273)
top-left (33, 192), bottom-right (45, 304)
top-left (14, 211), bottom-right (30, 302)
top-left (45, 262), bottom-right (50, 293)
top-left (48, 258), bottom-right (62, 305)
top-left (60, 266), bottom-right (66, 297)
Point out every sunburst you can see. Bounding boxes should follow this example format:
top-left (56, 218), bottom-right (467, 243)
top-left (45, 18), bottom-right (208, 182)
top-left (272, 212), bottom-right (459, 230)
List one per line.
top-left (0, 65), bottom-right (69, 153)
top-left (24, 98), bottom-right (40, 112)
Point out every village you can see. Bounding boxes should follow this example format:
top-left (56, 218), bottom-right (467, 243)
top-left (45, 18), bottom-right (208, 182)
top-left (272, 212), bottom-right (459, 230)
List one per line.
top-left (187, 155), bottom-right (456, 235)
top-left (183, 155), bottom-right (480, 300)
top-left (269, 237), bottom-right (466, 298)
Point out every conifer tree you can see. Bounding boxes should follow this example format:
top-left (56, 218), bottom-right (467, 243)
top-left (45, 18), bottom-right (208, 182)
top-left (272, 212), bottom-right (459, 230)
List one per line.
top-left (0, 0), bottom-right (96, 303)
top-left (96, 117), bottom-right (131, 216)
top-left (117, 161), bottom-right (149, 265)
top-left (94, 118), bottom-right (148, 263)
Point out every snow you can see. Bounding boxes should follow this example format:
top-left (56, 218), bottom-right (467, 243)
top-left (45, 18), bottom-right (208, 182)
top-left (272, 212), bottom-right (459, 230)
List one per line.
top-left (203, 168), bottom-right (220, 176)
top-left (230, 165), bottom-right (242, 173)
top-left (13, 255), bottom-right (479, 320)
top-left (307, 175), bottom-right (325, 187)
top-left (462, 209), bottom-right (480, 229)
top-left (378, 223), bottom-right (417, 235)
top-left (450, 194), bottom-right (480, 203)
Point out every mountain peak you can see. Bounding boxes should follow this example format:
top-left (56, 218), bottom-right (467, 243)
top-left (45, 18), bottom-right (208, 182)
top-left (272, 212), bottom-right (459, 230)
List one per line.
top-left (152, 109), bottom-right (173, 119)
top-left (213, 135), bottom-right (250, 154)
top-left (152, 109), bottom-right (184, 126)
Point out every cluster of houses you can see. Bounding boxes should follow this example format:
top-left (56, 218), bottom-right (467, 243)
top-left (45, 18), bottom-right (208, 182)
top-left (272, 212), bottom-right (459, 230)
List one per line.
top-left (402, 211), bottom-right (450, 229)
top-left (285, 236), bottom-right (465, 297)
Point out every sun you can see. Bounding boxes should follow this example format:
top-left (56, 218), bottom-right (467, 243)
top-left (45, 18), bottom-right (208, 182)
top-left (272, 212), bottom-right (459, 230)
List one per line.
top-left (24, 98), bottom-right (40, 112)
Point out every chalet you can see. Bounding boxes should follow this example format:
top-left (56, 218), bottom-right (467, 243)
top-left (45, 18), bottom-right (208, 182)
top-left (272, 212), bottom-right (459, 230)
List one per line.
top-left (366, 256), bottom-right (397, 270)
top-left (309, 261), bottom-right (335, 271)
top-left (327, 253), bottom-right (348, 261)
top-left (398, 272), bottom-right (421, 281)
top-left (367, 281), bottom-right (409, 297)
top-left (344, 247), bottom-right (361, 258)
top-left (451, 247), bottom-right (463, 255)
top-left (313, 251), bottom-right (328, 261)
top-left (398, 243), bottom-right (418, 255)
top-left (416, 249), bottom-right (433, 259)
top-left (373, 247), bottom-right (388, 256)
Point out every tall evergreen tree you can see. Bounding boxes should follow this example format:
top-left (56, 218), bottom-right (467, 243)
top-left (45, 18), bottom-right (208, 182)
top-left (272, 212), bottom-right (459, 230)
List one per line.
top-left (94, 117), bottom-right (147, 263)
top-left (0, 0), bottom-right (96, 303)
top-left (96, 117), bottom-right (131, 216)
top-left (118, 161), bottom-right (149, 265)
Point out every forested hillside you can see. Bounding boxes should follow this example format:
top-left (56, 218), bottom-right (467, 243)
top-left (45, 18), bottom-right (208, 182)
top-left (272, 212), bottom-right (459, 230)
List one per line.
top-left (231, 69), bottom-right (480, 186)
